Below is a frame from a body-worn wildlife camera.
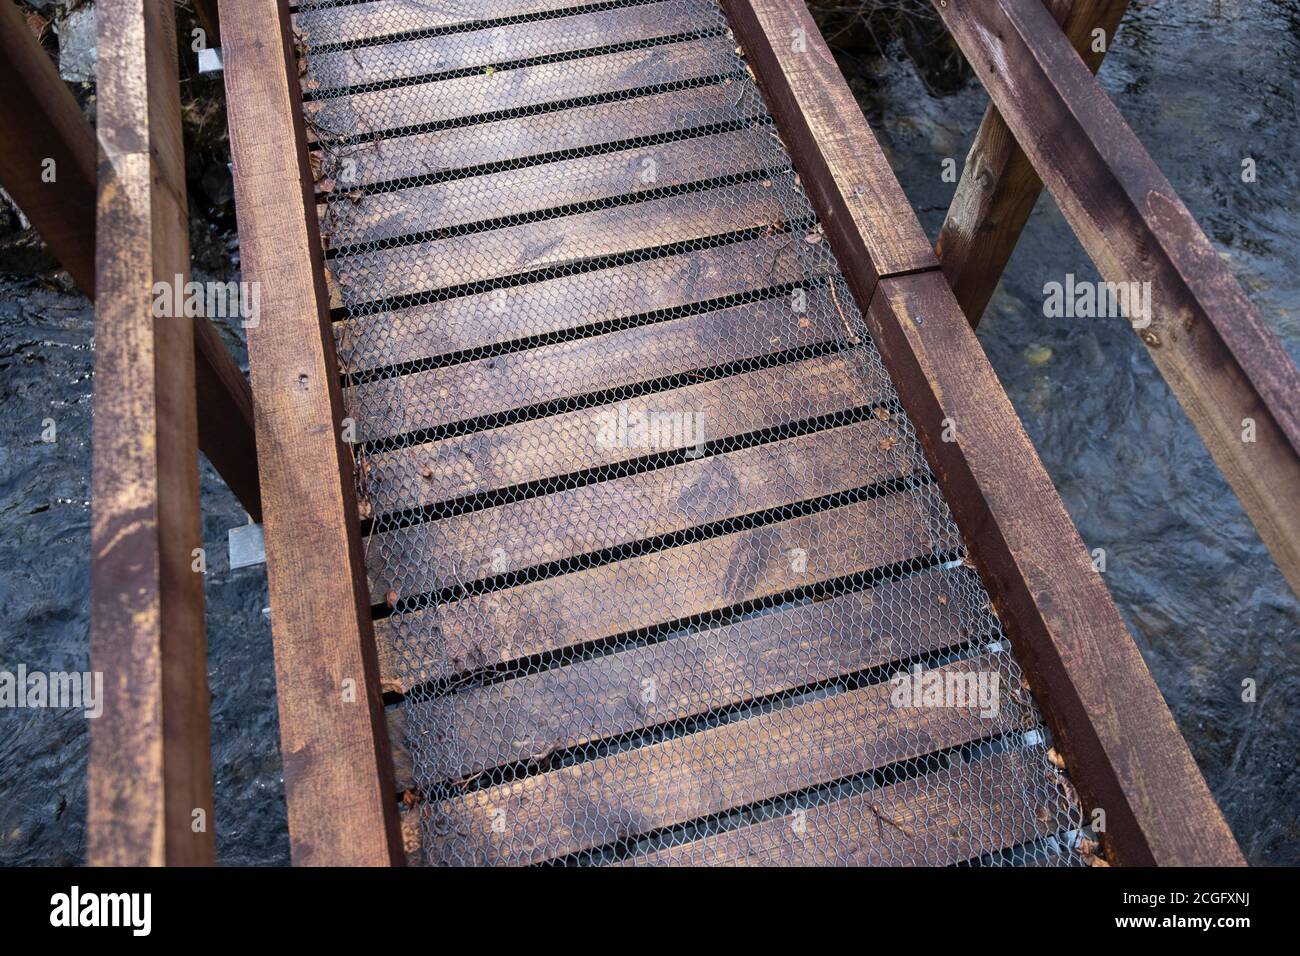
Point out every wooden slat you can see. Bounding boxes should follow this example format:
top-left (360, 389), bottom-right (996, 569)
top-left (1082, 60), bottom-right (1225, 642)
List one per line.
top-left (367, 417), bottom-right (915, 597)
top-left (303, 0), bottom-right (708, 90)
top-left (220, 0), bottom-right (402, 866)
top-left (429, 653), bottom-right (1022, 864)
top-left (330, 181), bottom-right (786, 303)
top-left (401, 565), bottom-right (973, 775)
top-left (326, 80), bottom-right (756, 187)
top-left (621, 748), bottom-right (1066, 866)
top-left (721, 0), bottom-right (936, 286)
top-left (335, 231), bottom-right (821, 377)
top-left (0, 0), bottom-right (97, 294)
top-left (297, 0), bottom-right (623, 46)
top-left (323, 127), bottom-right (783, 246)
top-left (729, 0), bottom-right (1241, 865)
top-left (308, 36), bottom-right (732, 138)
top-left (364, 352), bottom-right (886, 513)
top-left (347, 289), bottom-right (844, 444)
top-left (380, 486), bottom-right (952, 680)
top-left (936, 0), bottom-right (1300, 600)
top-left (89, 0), bottom-right (213, 867)
top-left (935, 0), bottom-right (1130, 327)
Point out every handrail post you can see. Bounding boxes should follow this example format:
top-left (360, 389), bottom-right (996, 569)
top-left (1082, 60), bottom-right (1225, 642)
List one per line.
top-left (935, 0), bottom-right (1130, 328)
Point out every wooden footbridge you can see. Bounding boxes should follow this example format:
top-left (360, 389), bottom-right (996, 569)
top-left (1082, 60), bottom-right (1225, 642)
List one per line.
top-left (5, 0), bottom-right (1295, 865)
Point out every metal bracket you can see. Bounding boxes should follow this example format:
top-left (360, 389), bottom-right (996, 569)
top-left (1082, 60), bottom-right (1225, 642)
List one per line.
top-left (228, 522), bottom-right (265, 570)
top-left (198, 47), bottom-right (223, 74)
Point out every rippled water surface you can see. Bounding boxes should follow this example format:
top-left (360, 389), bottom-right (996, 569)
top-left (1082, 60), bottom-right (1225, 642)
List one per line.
top-left (1, 0), bottom-right (1296, 865)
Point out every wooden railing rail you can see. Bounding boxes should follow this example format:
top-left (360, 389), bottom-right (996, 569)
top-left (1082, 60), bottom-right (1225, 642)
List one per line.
top-left (88, 0), bottom-right (215, 866)
top-left (931, 0), bottom-right (1300, 598)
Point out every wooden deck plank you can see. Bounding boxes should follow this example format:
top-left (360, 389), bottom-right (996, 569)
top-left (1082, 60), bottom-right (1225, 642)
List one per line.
top-left (329, 180), bottom-right (787, 304)
top-left (303, 0), bottom-right (710, 90)
top-left (366, 417), bottom-right (915, 598)
top-left (619, 748), bottom-right (1067, 866)
top-left (401, 565), bottom-right (973, 774)
top-left (220, 0), bottom-right (403, 866)
top-left (379, 486), bottom-right (952, 681)
top-left (322, 127), bottom-right (784, 246)
top-left (297, 0), bottom-right (617, 46)
top-left (867, 269), bottom-right (1244, 866)
top-left (308, 36), bottom-right (734, 138)
top-left (88, 0), bottom-right (213, 868)
top-left (335, 232), bottom-right (821, 376)
top-left (363, 352), bottom-right (887, 513)
top-left (428, 653), bottom-right (1021, 864)
top-left (324, 80), bottom-right (757, 187)
top-left (347, 289), bottom-right (844, 444)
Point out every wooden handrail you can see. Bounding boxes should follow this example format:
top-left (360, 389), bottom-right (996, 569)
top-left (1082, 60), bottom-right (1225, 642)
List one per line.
top-left (932, 0), bottom-right (1300, 599)
top-left (89, 0), bottom-right (215, 866)
top-left (935, 0), bottom-right (1130, 327)
top-left (0, 0), bottom-right (262, 521)
top-left (725, 0), bottom-right (1242, 866)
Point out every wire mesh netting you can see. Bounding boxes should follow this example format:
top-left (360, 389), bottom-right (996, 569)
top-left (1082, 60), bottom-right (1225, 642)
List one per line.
top-left (294, 0), bottom-right (1089, 865)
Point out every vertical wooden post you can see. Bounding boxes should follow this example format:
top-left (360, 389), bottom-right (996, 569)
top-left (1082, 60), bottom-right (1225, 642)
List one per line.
top-left (0, 0), bottom-right (261, 520)
top-left (934, 0), bottom-right (1130, 327)
top-left (89, 0), bottom-right (215, 866)
top-left (724, 0), bottom-right (1243, 866)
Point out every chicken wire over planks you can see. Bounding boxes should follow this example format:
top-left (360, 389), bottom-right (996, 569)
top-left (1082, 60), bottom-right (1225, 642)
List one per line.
top-left (293, 0), bottom-right (1088, 866)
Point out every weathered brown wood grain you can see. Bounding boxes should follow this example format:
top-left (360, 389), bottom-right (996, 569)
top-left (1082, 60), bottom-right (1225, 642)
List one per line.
top-left (720, 0), bottom-right (938, 289)
top-left (935, 0), bottom-right (1130, 327)
top-left (432, 653), bottom-right (1023, 864)
top-left (399, 565), bottom-right (971, 781)
top-left (220, 0), bottom-right (403, 865)
top-left (935, 0), bottom-right (1300, 599)
top-left (727, 0), bottom-right (1243, 865)
top-left (865, 271), bottom-right (1244, 866)
top-left (88, 0), bottom-right (214, 867)
top-left (0, 0), bottom-right (97, 294)
top-left (0, 1), bottom-right (260, 519)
